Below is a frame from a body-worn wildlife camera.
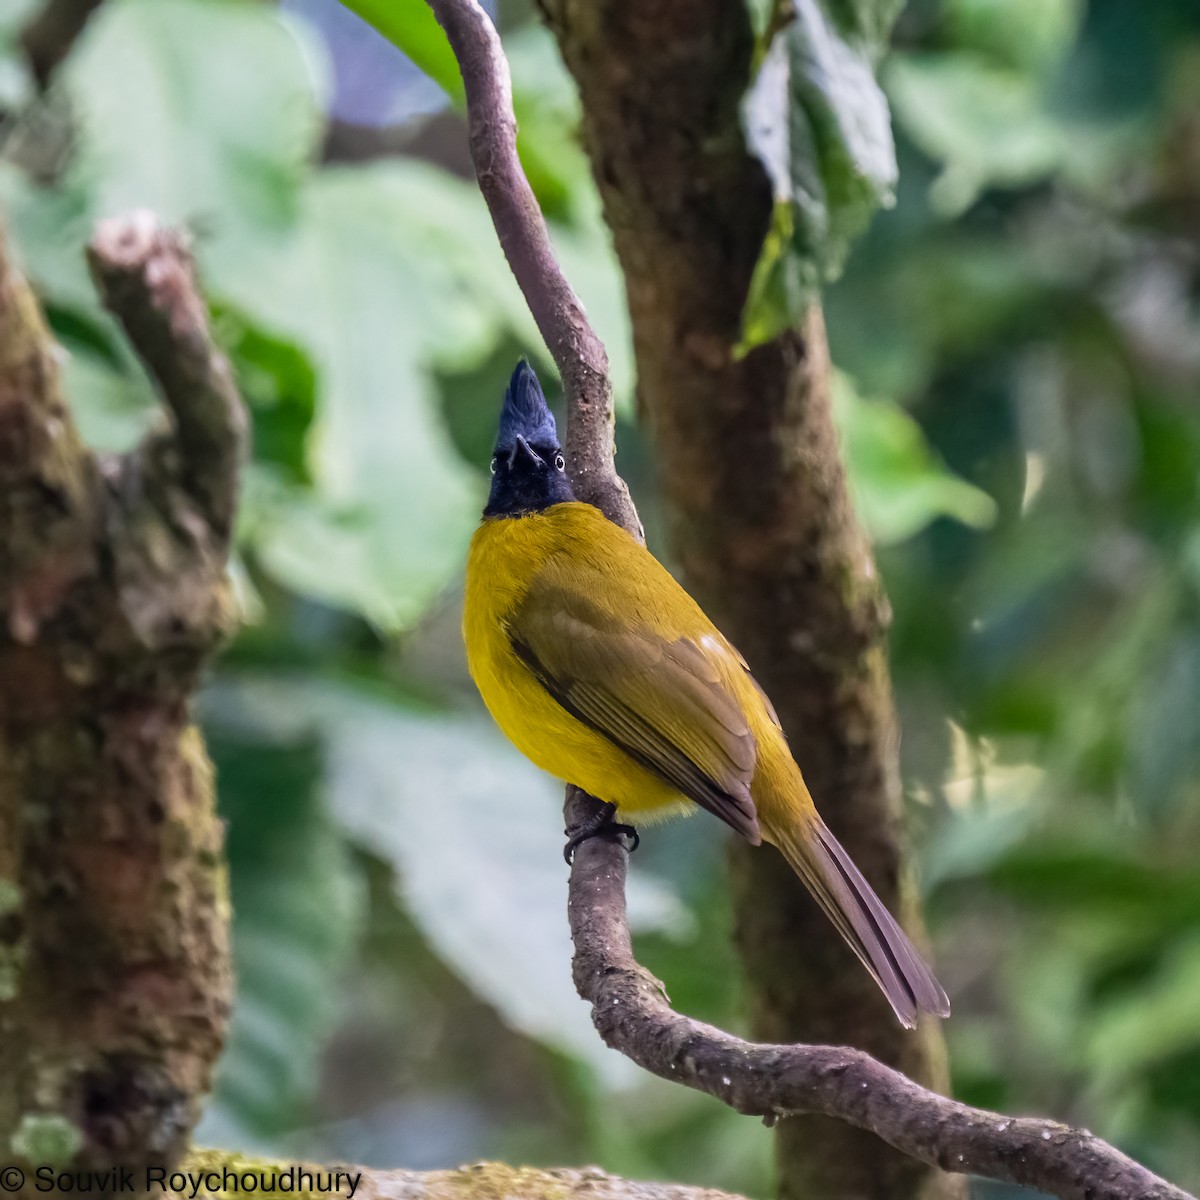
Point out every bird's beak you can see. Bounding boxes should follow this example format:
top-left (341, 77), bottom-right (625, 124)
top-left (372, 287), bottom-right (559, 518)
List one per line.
top-left (509, 434), bottom-right (543, 469)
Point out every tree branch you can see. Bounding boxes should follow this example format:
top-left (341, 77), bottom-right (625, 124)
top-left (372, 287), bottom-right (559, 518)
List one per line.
top-left (88, 212), bottom-right (247, 544)
top-left (565, 818), bottom-right (1194, 1200)
top-left (424, 0), bottom-right (638, 535)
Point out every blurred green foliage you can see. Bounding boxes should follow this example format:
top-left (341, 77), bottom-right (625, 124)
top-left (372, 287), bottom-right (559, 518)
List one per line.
top-left (827, 1), bottom-right (1200, 1190)
top-left (2, 0), bottom-right (1199, 1196)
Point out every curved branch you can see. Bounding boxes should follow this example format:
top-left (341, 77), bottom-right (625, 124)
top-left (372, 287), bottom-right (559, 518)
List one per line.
top-left (424, 0), bottom-right (638, 535)
top-left (88, 212), bottom-right (247, 543)
top-left (564, 799), bottom-right (1193, 1200)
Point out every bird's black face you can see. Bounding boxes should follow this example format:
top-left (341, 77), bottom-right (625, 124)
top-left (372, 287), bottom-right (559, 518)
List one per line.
top-left (485, 433), bottom-right (574, 517)
top-left (484, 361), bottom-right (576, 518)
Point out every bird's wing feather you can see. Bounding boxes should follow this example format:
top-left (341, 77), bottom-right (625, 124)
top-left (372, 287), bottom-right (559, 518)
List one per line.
top-left (508, 579), bottom-right (761, 843)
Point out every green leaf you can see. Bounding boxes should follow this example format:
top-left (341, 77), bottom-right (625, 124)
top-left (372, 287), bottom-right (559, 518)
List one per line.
top-left (945, 0), bottom-right (1083, 76)
top-left (338, 0), bottom-right (464, 105)
top-left (834, 372), bottom-right (997, 543)
top-left (0, 164), bottom-right (103, 314)
top-left (341, 4), bottom-right (587, 220)
top-left (552, 207), bottom-right (637, 411)
top-left (241, 468), bottom-right (467, 632)
top-left (745, 0), bottom-right (778, 43)
top-left (217, 315), bottom-right (318, 484)
top-left (197, 732), bottom-right (365, 1145)
top-left (885, 48), bottom-right (1131, 215)
top-left (738, 202), bottom-right (812, 350)
top-left (325, 11), bottom-right (634, 406)
top-left (64, 0), bottom-right (324, 230)
top-left (57, 341), bottom-right (159, 452)
top-left (886, 53), bottom-right (1065, 215)
top-left (739, 0), bottom-right (899, 350)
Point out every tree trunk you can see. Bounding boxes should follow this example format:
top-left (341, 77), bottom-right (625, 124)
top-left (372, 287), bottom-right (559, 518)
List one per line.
top-left (0, 220), bottom-right (236, 1194)
top-left (539, 5), bottom-right (959, 1197)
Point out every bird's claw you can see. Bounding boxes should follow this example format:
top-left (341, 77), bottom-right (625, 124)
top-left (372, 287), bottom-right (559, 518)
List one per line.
top-left (563, 801), bottom-right (640, 864)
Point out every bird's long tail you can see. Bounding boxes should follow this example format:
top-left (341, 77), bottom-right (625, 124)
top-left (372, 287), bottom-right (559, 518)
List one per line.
top-left (765, 815), bottom-right (950, 1029)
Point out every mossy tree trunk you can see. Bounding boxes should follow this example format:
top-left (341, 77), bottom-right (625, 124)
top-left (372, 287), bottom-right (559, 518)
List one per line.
top-left (0, 219), bottom-right (237, 1193)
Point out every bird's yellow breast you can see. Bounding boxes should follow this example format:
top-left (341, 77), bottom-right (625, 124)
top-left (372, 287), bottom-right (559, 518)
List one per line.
top-left (462, 502), bottom-right (799, 823)
top-left (463, 505), bottom-right (682, 818)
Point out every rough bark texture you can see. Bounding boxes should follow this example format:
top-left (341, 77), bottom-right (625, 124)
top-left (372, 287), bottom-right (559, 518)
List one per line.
top-left (538, 5), bottom-right (957, 1198)
top-left (0, 218), bottom-right (238, 1193)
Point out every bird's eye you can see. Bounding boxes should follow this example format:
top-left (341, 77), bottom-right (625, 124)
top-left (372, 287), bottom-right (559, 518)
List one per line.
top-left (490, 456), bottom-right (498, 475)
top-left (553, 453), bottom-right (565, 471)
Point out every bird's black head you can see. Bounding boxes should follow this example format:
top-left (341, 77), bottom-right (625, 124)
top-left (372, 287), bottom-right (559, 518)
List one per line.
top-left (484, 361), bottom-right (575, 518)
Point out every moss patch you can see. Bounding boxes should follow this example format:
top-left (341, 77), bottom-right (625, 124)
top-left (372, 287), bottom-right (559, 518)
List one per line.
top-left (10, 1113), bottom-right (83, 1165)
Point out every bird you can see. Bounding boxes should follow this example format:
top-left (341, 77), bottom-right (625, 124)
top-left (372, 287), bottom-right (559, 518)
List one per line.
top-left (463, 360), bottom-right (950, 1029)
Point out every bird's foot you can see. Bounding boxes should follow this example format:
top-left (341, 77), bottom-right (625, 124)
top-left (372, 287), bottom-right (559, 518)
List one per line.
top-left (563, 801), bottom-right (640, 864)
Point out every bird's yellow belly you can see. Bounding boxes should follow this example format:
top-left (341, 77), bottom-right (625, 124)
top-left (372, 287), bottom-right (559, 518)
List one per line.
top-left (469, 631), bottom-right (690, 823)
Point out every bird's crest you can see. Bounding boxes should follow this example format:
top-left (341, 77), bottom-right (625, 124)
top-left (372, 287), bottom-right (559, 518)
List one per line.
top-left (496, 360), bottom-right (559, 450)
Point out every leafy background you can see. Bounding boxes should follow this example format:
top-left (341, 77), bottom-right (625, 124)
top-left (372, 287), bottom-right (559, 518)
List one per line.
top-left (2, 0), bottom-right (1199, 1195)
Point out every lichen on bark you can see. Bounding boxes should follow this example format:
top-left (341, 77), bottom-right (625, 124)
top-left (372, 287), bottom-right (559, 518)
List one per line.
top-left (175, 1151), bottom-right (748, 1200)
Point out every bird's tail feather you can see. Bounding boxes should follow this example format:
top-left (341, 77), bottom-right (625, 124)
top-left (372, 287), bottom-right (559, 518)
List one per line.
top-left (766, 816), bottom-right (950, 1029)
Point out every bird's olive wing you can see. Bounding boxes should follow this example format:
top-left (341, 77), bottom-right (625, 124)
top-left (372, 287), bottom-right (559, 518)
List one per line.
top-left (508, 583), bottom-right (761, 843)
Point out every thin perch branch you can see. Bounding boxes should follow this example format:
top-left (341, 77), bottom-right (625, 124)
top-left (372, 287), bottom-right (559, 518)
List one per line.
top-left (88, 212), bottom-right (247, 543)
top-left (421, 2), bottom-right (1193, 1198)
top-left (425, 0), bottom-right (638, 535)
top-left (563, 801), bottom-right (1193, 1200)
